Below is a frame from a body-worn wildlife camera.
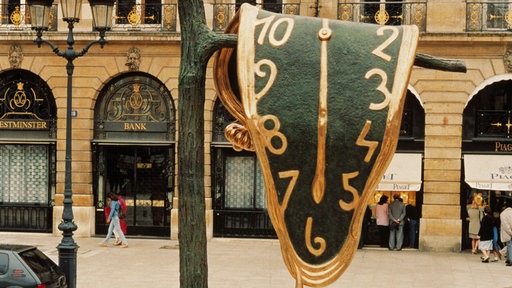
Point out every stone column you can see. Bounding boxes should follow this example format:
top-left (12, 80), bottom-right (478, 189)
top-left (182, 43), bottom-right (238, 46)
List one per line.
top-left (420, 91), bottom-right (464, 252)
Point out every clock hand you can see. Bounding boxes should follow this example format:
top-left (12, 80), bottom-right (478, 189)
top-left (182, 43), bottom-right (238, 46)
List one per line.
top-left (312, 19), bottom-right (332, 205)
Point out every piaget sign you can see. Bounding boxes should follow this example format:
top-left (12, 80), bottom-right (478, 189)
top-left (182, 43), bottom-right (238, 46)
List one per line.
top-left (495, 141), bottom-right (512, 152)
top-left (214, 4), bottom-right (418, 287)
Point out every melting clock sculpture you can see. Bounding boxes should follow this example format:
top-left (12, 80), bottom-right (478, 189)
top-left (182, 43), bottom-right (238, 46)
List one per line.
top-left (214, 4), bottom-right (447, 287)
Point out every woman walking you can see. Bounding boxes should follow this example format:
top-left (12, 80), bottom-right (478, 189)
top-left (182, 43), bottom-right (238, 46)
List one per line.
top-left (99, 192), bottom-right (128, 248)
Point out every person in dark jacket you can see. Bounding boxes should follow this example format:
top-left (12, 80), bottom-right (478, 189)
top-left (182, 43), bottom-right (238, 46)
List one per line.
top-left (406, 203), bottom-right (419, 248)
top-left (478, 206), bottom-right (494, 262)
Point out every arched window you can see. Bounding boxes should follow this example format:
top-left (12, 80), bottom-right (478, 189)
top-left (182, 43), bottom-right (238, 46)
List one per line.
top-left (463, 80), bottom-right (512, 139)
top-left (0, 69), bottom-right (57, 232)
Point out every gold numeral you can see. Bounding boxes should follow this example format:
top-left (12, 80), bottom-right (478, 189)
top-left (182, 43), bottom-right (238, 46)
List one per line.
top-left (372, 26), bottom-right (399, 62)
top-left (355, 120), bottom-right (378, 163)
top-left (258, 115), bottom-right (288, 155)
top-left (339, 172), bottom-right (360, 211)
top-left (278, 170), bottom-right (299, 210)
top-left (305, 217), bottom-right (326, 256)
top-left (255, 15), bottom-right (294, 47)
top-left (365, 68), bottom-right (391, 110)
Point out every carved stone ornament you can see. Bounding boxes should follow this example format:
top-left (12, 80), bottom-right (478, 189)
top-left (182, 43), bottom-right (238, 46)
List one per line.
top-left (504, 49), bottom-right (512, 73)
top-left (214, 4), bottom-right (419, 287)
top-left (126, 47), bottom-right (141, 71)
top-left (8, 44), bottom-right (23, 69)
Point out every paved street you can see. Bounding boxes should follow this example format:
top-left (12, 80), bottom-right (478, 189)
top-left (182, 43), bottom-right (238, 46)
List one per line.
top-left (1, 232), bottom-right (511, 288)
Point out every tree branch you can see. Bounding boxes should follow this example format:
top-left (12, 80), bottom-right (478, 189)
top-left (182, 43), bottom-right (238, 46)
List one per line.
top-left (414, 53), bottom-right (466, 73)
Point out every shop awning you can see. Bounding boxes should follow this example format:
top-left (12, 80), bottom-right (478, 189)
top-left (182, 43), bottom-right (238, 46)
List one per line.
top-left (464, 154), bottom-right (512, 191)
top-left (376, 153), bottom-right (422, 191)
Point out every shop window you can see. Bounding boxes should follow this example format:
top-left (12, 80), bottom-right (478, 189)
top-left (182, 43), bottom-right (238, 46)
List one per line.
top-left (224, 155), bottom-right (266, 209)
top-left (211, 99), bottom-right (275, 237)
top-left (0, 69), bottom-right (56, 232)
top-left (0, 145), bottom-right (49, 204)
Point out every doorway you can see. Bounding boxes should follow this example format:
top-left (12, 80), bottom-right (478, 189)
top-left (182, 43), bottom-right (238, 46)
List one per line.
top-left (95, 145), bottom-right (172, 237)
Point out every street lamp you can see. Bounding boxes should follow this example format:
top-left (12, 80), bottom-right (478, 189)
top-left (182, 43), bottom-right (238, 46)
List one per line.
top-left (27, 0), bottom-right (115, 287)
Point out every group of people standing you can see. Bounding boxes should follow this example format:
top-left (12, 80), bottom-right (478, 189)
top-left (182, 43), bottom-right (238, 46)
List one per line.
top-left (467, 197), bottom-right (512, 266)
top-left (374, 194), bottom-right (418, 251)
top-left (99, 192), bottom-right (129, 248)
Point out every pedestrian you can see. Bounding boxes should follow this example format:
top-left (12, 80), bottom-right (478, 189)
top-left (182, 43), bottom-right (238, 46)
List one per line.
top-left (406, 203), bottom-right (419, 248)
top-left (99, 192), bottom-right (128, 248)
top-left (500, 201), bottom-right (512, 266)
top-left (116, 192), bottom-right (128, 243)
top-left (375, 195), bottom-right (389, 248)
top-left (358, 206), bottom-right (372, 249)
top-left (388, 194), bottom-right (406, 251)
top-left (467, 198), bottom-right (482, 254)
top-left (478, 206), bottom-right (494, 262)
top-left (104, 194), bottom-right (128, 246)
top-left (491, 210), bottom-right (502, 262)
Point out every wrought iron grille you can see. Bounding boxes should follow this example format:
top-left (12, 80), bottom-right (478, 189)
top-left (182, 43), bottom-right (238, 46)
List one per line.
top-left (112, 3), bottom-right (177, 32)
top-left (212, 1), bottom-right (300, 32)
top-left (213, 209), bottom-right (276, 238)
top-left (476, 110), bottom-right (512, 138)
top-left (0, 3), bottom-right (177, 32)
top-left (337, 1), bottom-right (427, 32)
top-left (467, 2), bottom-right (512, 31)
top-left (0, 204), bottom-right (52, 232)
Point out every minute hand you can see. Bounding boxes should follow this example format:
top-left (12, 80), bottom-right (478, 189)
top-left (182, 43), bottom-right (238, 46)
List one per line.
top-left (312, 20), bottom-right (332, 205)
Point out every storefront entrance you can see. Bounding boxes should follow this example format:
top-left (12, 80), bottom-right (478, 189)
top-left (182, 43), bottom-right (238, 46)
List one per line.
top-left (94, 145), bottom-right (172, 237)
top-left (92, 72), bottom-right (176, 238)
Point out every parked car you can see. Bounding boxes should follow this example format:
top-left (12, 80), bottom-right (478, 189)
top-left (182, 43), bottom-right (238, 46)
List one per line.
top-left (0, 244), bottom-right (67, 288)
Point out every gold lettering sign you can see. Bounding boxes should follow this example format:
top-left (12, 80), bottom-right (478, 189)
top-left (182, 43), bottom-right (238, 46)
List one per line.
top-left (136, 163), bottom-right (153, 169)
top-left (495, 141), bottom-right (512, 152)
top-left (0, 120), bottom-right (47, 129)
top-left (123, 122), bottom-right (147, 131)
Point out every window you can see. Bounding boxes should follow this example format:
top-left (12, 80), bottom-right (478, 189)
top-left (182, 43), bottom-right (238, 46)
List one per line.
top-left (463, 80), bottom-right (512, 139)
top-left (485, 0), bottom-right (511, 30)
top-left (363, 0), bottom-right (403, 26)
top-left (115, 0), bottom-right (161, 26)
top-left (236, 0), bottom-right (283, 13)
top-left (224, 155), bottom-right (266, 209)
top-left (0, 145), bottom-right (50, 204)
top-left (0, 253), bottom-right (8, 275)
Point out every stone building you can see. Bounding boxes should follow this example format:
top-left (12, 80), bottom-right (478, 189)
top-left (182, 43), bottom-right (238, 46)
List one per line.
top-left (0, 0), bottom-right (511, 252)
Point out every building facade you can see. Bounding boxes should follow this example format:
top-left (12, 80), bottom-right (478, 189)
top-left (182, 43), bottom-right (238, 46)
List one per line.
top-left (0, 0), bottom-right (511, 252)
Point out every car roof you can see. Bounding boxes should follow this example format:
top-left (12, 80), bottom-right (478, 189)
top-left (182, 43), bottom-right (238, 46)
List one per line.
top-left (0, 244), bottom-right (37, 253)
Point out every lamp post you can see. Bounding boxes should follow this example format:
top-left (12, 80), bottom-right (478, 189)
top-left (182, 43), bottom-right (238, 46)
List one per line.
top-left (27, 0), bottom-right (115, 287)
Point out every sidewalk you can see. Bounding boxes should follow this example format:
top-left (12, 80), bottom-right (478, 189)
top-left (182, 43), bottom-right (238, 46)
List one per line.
top-left (1, 232), bottom-right (511, 288)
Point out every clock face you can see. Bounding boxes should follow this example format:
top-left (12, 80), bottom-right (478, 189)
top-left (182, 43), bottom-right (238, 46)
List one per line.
top-left (214, 4), bottom-right (418, 286)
